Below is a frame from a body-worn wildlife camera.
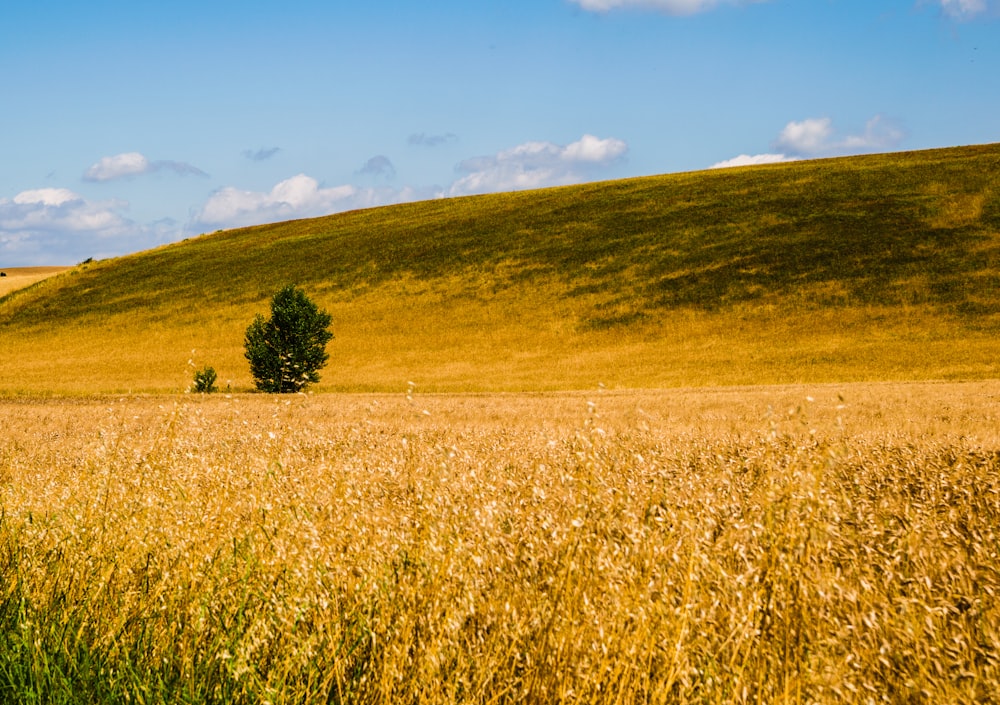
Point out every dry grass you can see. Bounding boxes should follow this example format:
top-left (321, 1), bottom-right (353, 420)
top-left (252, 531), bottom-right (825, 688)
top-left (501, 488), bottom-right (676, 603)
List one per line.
top-left (0, 266), bottom-right (70, 297)
top-left (2, 301), bottom-right (998, 394)
top-left (1, 383), bottom-right (999, 703)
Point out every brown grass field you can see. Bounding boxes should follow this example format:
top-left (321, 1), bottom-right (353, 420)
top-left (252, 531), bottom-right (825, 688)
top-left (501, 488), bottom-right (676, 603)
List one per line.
top-left (2, 145), bottom-right (1000, 701)
top-left (0, 266), bottom-right (70, 298)
top-left (2, 382), bottom-right (998, 703)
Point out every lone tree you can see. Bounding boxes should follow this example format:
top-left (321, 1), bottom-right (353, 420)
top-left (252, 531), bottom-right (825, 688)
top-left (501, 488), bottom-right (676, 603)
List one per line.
top-left (244, 285), bottom-right (333, 393)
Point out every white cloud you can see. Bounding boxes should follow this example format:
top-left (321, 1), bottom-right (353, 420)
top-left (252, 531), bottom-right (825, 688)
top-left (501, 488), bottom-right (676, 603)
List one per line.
top-left (191, 137), bottom-right (627, 232)
top-left (2, 188), bottom-right (131, 235)
top-left (774, 118), bottom-right (835, 155)
top-left (448, 134), bottom-right (627, 197)
top-left (83, 152), bottom-right (207, 182)
top-left (709, 153), bottom-right (794, 169)
top-left (562, 133), bottom-right (629, 162)
top-left (569, 0), bottom-right (764, 15)
top-left (775, 115), bottom-right (904, 157)
top-left (0, 187), bottom-right (159, 265)
top-left (13, 188), bottom-right (80, 207)
top-left (84, 152), bottom-right (151, 182)
top-left (712, 115), bottom-right (905, 170)
top-left (191, 174), bottom-right (428, 230)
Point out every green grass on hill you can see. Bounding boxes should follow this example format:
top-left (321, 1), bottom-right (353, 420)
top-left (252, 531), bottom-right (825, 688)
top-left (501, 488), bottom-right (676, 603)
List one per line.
top-left (2, 144), bottom-right (999, 393)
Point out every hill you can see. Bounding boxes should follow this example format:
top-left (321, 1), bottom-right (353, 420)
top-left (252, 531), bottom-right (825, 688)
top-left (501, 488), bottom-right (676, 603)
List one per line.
top-left (2, 144), bottom-right (999, 394)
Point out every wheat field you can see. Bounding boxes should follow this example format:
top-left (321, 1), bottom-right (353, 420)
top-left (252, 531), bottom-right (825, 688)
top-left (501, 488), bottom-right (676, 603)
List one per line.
top-left (1, 383), bottom-right (998, 703)
top-left (0, 267), bottom-right (69, 298)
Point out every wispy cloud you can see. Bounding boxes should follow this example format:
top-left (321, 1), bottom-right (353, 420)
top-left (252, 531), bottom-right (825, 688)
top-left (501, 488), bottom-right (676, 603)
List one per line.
top-left (448, 134), bottom-right (628, 196)
top-left (568, 0), bottom-right (766, 15)
top-left (0, 187), bottom-right (158, 265)
top-left (242, 147), bottom-right (281, 162)
top-left (710, 115), bottom-right (905, 169)
top-left (935, 0), bottom-right (993, 19)
top-left (83, 152), bottom-right (207, 182)
top-left (775, 115), bottom-right (904, 157)
top-left (408, 132), bottom-right (458, 147)
top-left (356, 155), bottom-right (397, 179)
top-left (157, 161), bottom-right (208, 178)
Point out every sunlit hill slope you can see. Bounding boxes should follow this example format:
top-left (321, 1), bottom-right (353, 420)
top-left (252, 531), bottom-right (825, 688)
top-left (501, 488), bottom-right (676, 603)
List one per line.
top-left (2, 143), bottom-right (999, 393)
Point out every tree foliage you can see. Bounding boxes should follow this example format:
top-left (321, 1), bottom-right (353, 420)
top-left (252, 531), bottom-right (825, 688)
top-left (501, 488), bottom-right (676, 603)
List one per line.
top-left (244, 285), bottom-right (333, 393)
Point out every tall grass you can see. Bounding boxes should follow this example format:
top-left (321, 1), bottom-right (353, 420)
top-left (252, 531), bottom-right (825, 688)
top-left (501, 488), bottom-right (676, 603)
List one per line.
top-left (2, 387), bottom-right (998, 702)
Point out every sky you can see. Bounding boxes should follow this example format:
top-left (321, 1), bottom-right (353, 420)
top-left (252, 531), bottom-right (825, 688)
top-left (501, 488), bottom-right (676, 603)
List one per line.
top-left (1, 0), bottom-right (998, 266)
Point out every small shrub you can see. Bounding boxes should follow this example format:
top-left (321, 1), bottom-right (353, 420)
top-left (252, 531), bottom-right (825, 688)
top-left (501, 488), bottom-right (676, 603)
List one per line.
top-left (191, 366), bottom-right (218, 393)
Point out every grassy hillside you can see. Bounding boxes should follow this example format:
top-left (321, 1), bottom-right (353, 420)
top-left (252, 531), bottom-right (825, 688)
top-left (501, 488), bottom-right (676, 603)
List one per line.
top-left (2, 143), bottom-right (1000, 393)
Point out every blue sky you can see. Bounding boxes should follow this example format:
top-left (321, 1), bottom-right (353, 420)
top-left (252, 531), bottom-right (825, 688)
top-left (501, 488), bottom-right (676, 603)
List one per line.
top-left (1, 0), bottom-right (997, 266)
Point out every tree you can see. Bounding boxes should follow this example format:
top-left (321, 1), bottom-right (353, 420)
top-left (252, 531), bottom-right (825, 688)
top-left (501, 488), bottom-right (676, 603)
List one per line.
top-left (244, 285), bottom-right (333, 393)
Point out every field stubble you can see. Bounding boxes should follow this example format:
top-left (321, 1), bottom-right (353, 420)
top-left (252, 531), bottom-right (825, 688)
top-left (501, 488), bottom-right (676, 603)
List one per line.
top-left (1, 382), bottom-right (999, 703)
top-left (0, 267), bottom-right (70, 298)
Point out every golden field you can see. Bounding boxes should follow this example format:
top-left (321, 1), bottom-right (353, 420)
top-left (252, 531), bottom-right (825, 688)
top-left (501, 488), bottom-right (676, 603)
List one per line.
top-left (2, 383), bottom-right (998, 703)
top-left (0, 267), bottom-right (70, 298)
top-left (2, 145), bottom-right (1000, 702)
